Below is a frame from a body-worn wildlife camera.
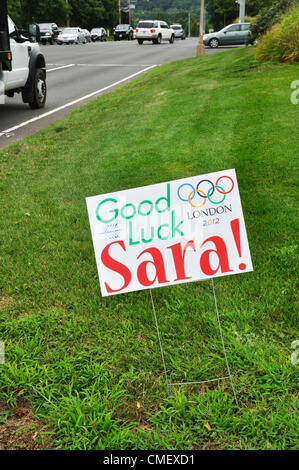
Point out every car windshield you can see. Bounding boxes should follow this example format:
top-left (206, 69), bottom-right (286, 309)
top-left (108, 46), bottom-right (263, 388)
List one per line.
top-left (116, 25), bottom-right (129, 31)
top-left (62, 28), bottom-right (77, 33)
top-left (91, 28), bottom-right (100, 32)
top-left (219, 25), bottom-right (239, 33)
top-left (171, 26), bottom-right (182, 30)
top-left (138, 22), bottom-right (155, 28)
top-left (39, 24), bottom-right (52, 30)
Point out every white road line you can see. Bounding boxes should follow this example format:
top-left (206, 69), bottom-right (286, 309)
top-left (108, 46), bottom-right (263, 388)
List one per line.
top-left (0, 65), bottom-right (157, 137)
top-left (47, 64), bottom-right (75, 72)
top-left (47, 63), bottom-right (159, 69)
top-left (76, 63), bottom-right (160, 67)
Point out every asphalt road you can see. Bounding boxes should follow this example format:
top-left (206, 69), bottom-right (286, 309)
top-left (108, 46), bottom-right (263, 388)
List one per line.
top-left (0, 38), bottom-right (236, 148)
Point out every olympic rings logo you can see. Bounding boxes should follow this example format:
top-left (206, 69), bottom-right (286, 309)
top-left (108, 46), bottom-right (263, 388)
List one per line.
top-left (177, 175), bottom-right (234, 208)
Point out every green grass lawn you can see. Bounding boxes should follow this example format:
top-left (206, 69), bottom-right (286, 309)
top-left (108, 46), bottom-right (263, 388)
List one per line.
top-left (0, 47), bottom-right (298, 450)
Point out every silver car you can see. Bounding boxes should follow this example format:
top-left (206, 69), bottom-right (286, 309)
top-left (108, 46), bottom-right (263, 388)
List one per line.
top-left (57, 27), bottom-right (86, 45)
top-left (82, 29), bottom-right (91, 43)
top-left (170, 24), bottom-right (186, 40)
top-left (203, 23), bottom-right (251, 48)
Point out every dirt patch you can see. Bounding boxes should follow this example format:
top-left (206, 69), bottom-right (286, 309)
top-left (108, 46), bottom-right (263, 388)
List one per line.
top-left (0, 296), bottom-right (14, 309)
top-left (194, 442), bottom-right (222, 450)
top-left (0, 400), bottom-right (53, 450)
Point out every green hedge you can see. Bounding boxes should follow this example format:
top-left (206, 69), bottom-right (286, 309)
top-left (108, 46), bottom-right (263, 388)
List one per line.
top-left (247, 0), bottom-right (299, 44)
top-left (255, 6), bottom-right (299, 62)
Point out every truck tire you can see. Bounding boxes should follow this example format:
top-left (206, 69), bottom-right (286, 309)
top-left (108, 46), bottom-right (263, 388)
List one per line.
top-left (29, 68), bottom-right (46, 109)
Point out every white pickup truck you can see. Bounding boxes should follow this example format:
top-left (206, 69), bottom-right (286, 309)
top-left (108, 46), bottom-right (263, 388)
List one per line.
top-left (0, 2), bottom-right (46, 108)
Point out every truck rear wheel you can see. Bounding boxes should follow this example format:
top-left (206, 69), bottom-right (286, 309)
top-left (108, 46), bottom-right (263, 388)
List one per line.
top-left (29, 68), bottom-right (46, 109)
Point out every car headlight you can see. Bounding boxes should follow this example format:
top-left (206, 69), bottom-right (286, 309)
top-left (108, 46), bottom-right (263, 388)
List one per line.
top-left (203, 35), bottom-right (207, 40)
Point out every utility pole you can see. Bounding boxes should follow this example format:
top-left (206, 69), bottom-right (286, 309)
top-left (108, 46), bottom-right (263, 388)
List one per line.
top-left (65, 0), bottom-right (70, 27)
top-left (238, 0), bottom-right (246, 23)
top-left (196, 0), bottom-right (205, 56)
top-left (119, 0), bottom-right (121, 24)
top-left (188, 12), bottom-right (191, 38)
top-left (128, 0), bottom-right (135, 26)
top-left (128, 0), bottom-right (131, 26)
top-left (131, 3), bottom-right (136, 27)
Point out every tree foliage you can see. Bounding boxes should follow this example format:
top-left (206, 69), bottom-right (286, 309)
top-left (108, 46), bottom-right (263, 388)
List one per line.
top-left (7, 0), bottom-right (118, 29)
top-left (69, 0), bottom-right (118, 30)
top-left (247, 0), bottom-right (299, 43)
top-left (7, 0), bottom-right (70, 27)
top-left (254, 5), bottom-right (299, 62)
top-left (136, 0), bottom-right (281, 31)
top-left (204, 0), bottom-right (279, 30)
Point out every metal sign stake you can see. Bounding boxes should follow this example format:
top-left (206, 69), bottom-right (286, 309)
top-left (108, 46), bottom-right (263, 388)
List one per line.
top-left (212, 279), bottom-right (238, 406)
top-left (150, 289), bottom-right (170, 396)
top-left (149, 281), bottom-right (239, 406)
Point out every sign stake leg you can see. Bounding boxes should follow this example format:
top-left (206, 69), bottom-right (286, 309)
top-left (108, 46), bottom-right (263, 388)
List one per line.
top-left (211, 279), bottom-right (239, 406)
top-left (149, 289), bottom-right (170, 396)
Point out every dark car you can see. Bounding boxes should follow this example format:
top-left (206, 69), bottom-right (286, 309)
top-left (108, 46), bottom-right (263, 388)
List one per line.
top-left (38, 22), bottom-right (59, 45)
top-left (90, 27), bottom-right (107, 42)
top-left (113, 24), bottom-right (134, 41)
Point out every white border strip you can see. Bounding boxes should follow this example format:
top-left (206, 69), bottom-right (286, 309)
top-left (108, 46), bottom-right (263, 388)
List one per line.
top-left (76, 63), bottom-right (161, 67)
top-left (47, 64), bottom-right (75, 72)
top-left (0, 65), bottom-right (157, 137)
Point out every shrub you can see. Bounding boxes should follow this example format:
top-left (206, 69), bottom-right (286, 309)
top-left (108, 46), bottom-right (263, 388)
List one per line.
top-left (255, 6), bottom-right (299, 62)
top-left (247, 0), bottom-right (299, 44)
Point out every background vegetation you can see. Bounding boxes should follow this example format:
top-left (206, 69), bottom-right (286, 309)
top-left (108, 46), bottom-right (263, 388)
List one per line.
top-left (247, 0), bottom-right (299, 44)
top-left (255, 6), bottom-right (299, 62)
top-left (7, 0), bottom-right (118, 30)
top-left (134, 0), bottom-right (281, 34)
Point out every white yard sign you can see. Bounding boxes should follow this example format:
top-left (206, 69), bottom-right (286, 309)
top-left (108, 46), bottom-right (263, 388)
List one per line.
top-left (86, 169), bottom-right (253, 296)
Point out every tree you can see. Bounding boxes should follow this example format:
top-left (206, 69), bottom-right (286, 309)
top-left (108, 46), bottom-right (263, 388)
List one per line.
top-left (68, 0), bottom-right (118, 29)
top-left (7, 0), bottom-right (118, 30)
top-left (7, 0), bottom-right (70, 27)
top-left (206, 0), bottom-right (278, 30)
top-left (135, 0), bottom-right (284, 32)
top-left (247, 0), bottom-right (299, 43)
